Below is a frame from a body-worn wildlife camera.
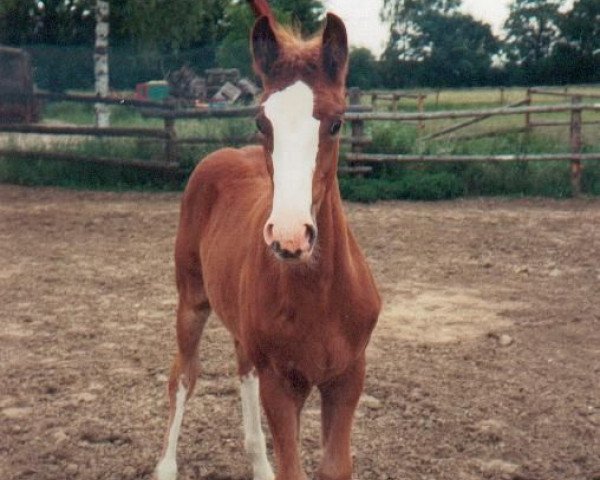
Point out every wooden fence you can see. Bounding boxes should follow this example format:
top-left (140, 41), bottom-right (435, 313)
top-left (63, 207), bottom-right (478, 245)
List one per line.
top-left (344, 87), bottom-right (600, 197)
top-left (1, 88), bottom-right (600, 195)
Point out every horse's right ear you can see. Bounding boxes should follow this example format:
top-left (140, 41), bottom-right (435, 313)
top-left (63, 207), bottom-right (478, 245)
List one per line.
top-left (251, 16), bottom-right (280, 77)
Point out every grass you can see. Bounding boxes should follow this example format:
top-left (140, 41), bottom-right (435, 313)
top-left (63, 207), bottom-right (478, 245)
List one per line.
top-left (0, 155), bottom-right (182, 190)
top-left (1, 85), bottom-right (600, 200)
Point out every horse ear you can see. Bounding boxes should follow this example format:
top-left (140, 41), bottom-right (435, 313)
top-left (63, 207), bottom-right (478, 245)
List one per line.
top-left (321, 13), bottom-right (348, 83)
top-left (251, 16), bottom-right (280, 77)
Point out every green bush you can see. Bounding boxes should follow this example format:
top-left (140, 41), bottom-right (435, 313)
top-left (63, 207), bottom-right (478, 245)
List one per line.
top-left (581, 160), bottom-right (600, 195)
top-left (0, 156), bottom-right (181, 190)
top-left (339, 171), bottom-right (462, 202)
top-left (339, 121), bottom-right (594, 201)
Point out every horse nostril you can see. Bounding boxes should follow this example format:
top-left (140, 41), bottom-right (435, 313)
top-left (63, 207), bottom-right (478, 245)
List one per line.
top-left (264, 223), bottom-right (275, 244)
top-left (305, 224), bottom-right (317, 248)
top-left (271, 241), bottom-right (302, 260)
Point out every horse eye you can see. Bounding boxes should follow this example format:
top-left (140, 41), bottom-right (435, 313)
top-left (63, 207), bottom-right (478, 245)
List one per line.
top-left (329, 120), bottom-right (342, 136)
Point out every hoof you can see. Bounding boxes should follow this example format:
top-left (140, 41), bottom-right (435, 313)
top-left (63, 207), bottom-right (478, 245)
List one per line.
top-left (253, 460), bottom-right (275, 480)
top-left (155, 458), bottom-right (177, 480)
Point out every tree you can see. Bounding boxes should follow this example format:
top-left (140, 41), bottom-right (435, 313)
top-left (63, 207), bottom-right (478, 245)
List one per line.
top-left (108, 0), bottom-right (227, 51)
top-left (0, 0), bottom-right (95, 45)
top-left (418, 13), bottom-right (499, 86)
top-left (380, 0), bottom-right (499, 87)
top-left (549, 0), bottom-right (600, 83)
top-left (95, 0), bottom-right (110, 126)
top-left (215, 2), bottom-right (256, 76)
top-left (272, 0), bottom-right (324, 35)
top-left (347, 48), bottom-right (381, 89)
top-left (503, 0), bottom-right (562, 66)
top-left (381, 0), bottom-right (460, 61)
top-left (561, 0), bottom-right (600, 59)
top-left (0, 0), bottom-right (227, 50)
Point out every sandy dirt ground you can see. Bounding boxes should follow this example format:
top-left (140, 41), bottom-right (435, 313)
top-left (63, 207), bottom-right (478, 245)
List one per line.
top-left (1, 184), bottom-right (599, 480)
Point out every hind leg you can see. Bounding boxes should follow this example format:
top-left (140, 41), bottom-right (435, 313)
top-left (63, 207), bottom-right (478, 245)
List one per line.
top-left (155, 290), bottom-right (210, 480)
top-left (236, 342), bottom-right (275, 480)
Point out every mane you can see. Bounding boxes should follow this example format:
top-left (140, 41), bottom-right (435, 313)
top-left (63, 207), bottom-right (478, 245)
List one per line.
top-left (249, 2), bottom-right (346, 101)
top-left (261, 24), bottom-right (327, 90)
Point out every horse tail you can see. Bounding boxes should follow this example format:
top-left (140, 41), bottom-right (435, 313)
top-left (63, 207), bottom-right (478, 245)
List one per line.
top-left (246, 0), bottom-right (275, 22)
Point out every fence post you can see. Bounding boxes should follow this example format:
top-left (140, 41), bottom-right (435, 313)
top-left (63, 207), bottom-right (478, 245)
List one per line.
top-left (348, 87), bottom-right (365, 176)
top-left (391, 93), bottom-right (399, 111)
top-left (164, 117), bottom-right (178, 164)
top-left (417, 94), bottom-right (426, 131)
top-left (371, 92), bottom-right (378, 110)
top-left (570, 95), bottom-right (583, 197)
top-left (524, 87), bottom-right (532, 132)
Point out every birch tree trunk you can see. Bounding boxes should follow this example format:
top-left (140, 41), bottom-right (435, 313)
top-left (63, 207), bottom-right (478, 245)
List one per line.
top-left (94, 0), bottom-right (110, 127)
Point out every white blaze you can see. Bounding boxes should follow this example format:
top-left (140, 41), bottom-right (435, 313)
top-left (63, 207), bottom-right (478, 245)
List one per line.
top-left (263, 81), bottom-right (320, 237)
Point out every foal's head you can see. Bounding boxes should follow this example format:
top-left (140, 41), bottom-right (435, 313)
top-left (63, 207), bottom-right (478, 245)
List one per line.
top-left (251, 13), bottom-right (349, 263)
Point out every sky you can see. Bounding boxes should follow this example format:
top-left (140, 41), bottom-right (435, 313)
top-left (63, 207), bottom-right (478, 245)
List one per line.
top-left (323, 0), bottom-right (566, 57)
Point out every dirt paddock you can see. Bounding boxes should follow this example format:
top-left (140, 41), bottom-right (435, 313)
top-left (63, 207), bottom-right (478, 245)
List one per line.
top-left (1, 184), bottom-right (599, 480)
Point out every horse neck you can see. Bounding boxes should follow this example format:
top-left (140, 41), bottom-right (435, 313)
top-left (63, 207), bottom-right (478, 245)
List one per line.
top-left (318, 177), bottom-right (349, 261)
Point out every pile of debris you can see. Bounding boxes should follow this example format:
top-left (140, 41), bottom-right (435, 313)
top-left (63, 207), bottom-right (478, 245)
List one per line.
top-left (166, 66), bottom-right (259, 107)
top-left (167, 65), bottom-right (206, 101)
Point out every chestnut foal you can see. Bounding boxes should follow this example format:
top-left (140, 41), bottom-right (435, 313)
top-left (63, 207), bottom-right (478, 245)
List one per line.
top-left (155, 7), bottom-right (381, 480)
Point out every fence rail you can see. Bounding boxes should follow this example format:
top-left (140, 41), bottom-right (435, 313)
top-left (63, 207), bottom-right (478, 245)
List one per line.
top-left (1, 87), bottom-right (600, 195)
top-left (420, 99), bottom-right (530, 141)
top-left (344, 102), bottom-right (600, 122)
top-left (528, 87), bottom-right (600, 100)
top-left (0, 123), bottom-right (168, 138)
top-left (33, 91), bottom-right (176, 109)
top-left (344, 152), bottom-right (600, 163)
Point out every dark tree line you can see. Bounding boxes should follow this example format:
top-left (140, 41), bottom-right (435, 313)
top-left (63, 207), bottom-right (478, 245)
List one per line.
top-left (375, 0), bottom-right (600, 88)
top-left (0, 0), bottom-right (598, 90)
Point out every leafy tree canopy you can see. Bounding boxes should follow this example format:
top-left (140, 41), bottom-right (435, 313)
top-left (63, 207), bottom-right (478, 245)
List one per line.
top-left (380, 0), bottom-right (499, 87)
top-left (503, 0), bottom-right (562, 65)
top-left (348, 47), bottom-right (381, 89)
top-left (0, 0), bottom-right (227, 50)
top-left (560, 0), bottom-right (600, 58)
top-left (0, 0), bottom-right (95, 45)
top-left (109, 0), bottom-right (227, 50)
top-left (381, 0), bottom-right (460, 61)
top-left (419, 12), bottom-right (499, 85)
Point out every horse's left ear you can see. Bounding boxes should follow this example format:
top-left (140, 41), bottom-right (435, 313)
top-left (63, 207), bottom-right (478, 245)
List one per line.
top-left (321, 13), bottom-right (348, 84)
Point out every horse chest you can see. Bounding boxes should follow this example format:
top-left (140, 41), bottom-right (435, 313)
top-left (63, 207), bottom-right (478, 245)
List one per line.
top-left (243, 300), bottom-right (373, 384)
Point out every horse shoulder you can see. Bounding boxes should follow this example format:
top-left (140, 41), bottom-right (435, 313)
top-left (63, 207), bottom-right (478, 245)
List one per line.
top-left (176, 145), bottom-right (271, 332)
top-left (338, 229), bottom-right (381, 337)
top-left (177, 145), bottom-right (267, 233)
